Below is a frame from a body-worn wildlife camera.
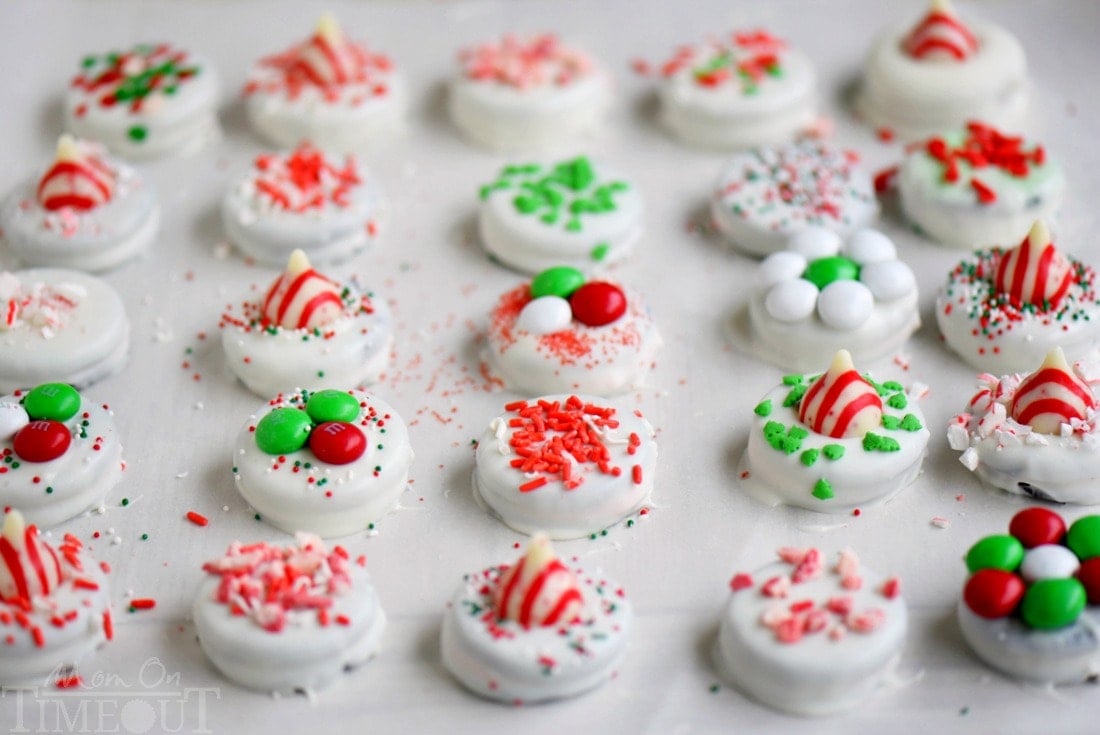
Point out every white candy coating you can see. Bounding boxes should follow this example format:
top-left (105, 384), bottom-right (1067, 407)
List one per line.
top-left (759, 251), bottom-right (808, 289)
top-left (817, 280), bottom-right (873, 331)
top-left (515, 296), bottom-right (572, 335)
top-left (764, 279), bottom-right (818, 323)
top-left (788, 226), bottom-right (841, 260)
top-left (846, 229), bottom-right (897, 264)
top-left (1020, 544), bottom-right (1080, 583)
top-left (861, 261), bottom-right (916, 301)
top-left (0, 402), bottom-right (29, 442)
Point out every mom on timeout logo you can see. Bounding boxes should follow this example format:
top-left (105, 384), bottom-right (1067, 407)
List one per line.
top-left (2, 658), bottom-right (220, 734)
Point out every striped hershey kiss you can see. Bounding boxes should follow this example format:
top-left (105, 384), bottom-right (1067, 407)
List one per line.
top-left (36, 135), bottom-right (115, 212)
top-left (1009, 347), bottom-right (1096, 435)
top-left (261, 249), bottom-right (345, 330)
top-left (994, 220), bottom-right (1074, 310)
top-left (904, 0), bottom-right (979, 61)
top-left (798, 349), bottom-right (884, 439)
top-left (0, 510), bottom-right (63, 604)
top-left (492, 533), bottom-right (584, 628)
top-left (294, 13), bottom-right (371, 87)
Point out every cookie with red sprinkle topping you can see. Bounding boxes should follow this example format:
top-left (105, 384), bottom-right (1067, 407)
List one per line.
top-left (898, 123), bottom-right (1063, 250)
top-left (193, 533), bottom-right (385, 693)
top-left (473, 394), bottom-right (656, 539)
top-left (484, 267), bottom-right (661, 396)
top-left (244, 14), bottom-right (405, 153)
top-left (715, 546), bottom-right (907, 715)
top-left (232, 388), bottom-right (412, 538)
top-left (440, 534), bottom-right (631, 703)
top-left (0, 509), bottom-right (113, 688)
top-left (857, 0), bottom-right (1028, 140)
top-left (958, 507), bottom-right (1100, 683)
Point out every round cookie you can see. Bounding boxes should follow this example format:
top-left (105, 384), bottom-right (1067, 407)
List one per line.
top-left (741, 350), bottom-right (930, 512)
top-left (441, 535), bottom-right (631, 704)
top-left (741, 227), bottom-right (919, 371)
top-left (473, 394), bottom-right (656, 539)
top-left (936, 221), bottom-right (1100, 374)
top-left (65, 43), bottom-right (218, 158)
top-left (222, 142), bottom-right (384, 266)
top-left (958, 508), bottom-right (1100, 683)
top-left (244, 13), bottom-right (405, 153)
top-left (0, 269), bottom-right (129, 392)
top-left (716, 546), bottom-right (906, 716)
top-left (857, 0), bottom-right (1027, 141)
top-left (220, 250), bottom-right (393, 398)
top-left (710, 142), bottom-right (877, 256)
top-left (1, 136), bottom-right (159, 272)
top-left (194, 534), bottom-right (385, 693)
top-left (0, 510), bottom-right (113, 688)
top-left (232, 388), bottom-right (413, 538)
top-left (485, 267), bottom-right (662, 396)
top-left (898, 123), bottom-right (1063, 249)
top-left (450, 33), bottom-right (612, 152)
top-left (478, 157), bottom-right (642, 274)
top-left (1, 383), bottom-right (124, 528)
top-left (657, 29), bottom-right (817, 149)
top-left (948, 347), bottom-right (1100, 504)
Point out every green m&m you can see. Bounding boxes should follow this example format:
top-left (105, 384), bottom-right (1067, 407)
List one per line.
top-left (306, 390), bottom-right (360, 424)
top-left (965, 534), bottom-right (1024, 573)
top-left (255, 408), bottom-right (313, 455)
top-left (1020, 577), bottom-right (1087, 630)
top-left (531, 266), bottom-right (585, 300)
top-left (1066, 515), bottom-right (1100, 561)
top-left (802, 256), bottom-right (860, 290)
top-left (23, 383), bottom-right (81, 422)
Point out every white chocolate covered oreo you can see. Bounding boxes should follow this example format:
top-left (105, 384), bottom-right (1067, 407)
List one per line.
top-left (450, 34), bottom-right (611, 152)
top-left (233, 388), bottom-right (413, 538)
top-left (711, 142), bottom-right (877, 256)
top-left (441, 535), bottom-right (631, 703)
top-left (717, 547), bottom-right (906, 715)
top-left (473, 394), bottom-right (656, 539)
top-left (657, 29), bottom-right (816, 150)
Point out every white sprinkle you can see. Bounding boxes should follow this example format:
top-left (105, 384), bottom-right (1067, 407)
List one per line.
top-left (111, 537), bottom-right (122, 546)
top-left (175, 471), bottom-right (189, 479)
top-left (222, 505), bottom-right (230, 512)
top-left (930, 516), bottom-right (950, 529)
top-left (194, 402), bottom-right (204, 410)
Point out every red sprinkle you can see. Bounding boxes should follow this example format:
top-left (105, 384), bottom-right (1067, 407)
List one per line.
top-left (185, 511), bottom-right (209, 527)
top-left (129, 598), bottom-right (156, 611)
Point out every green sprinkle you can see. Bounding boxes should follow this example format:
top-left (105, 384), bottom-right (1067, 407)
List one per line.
top-left (368, 523), bottom-right (375, 530)
top-left (781, 374), bottom-right (804, 385)
top-left (45, 486), bottom-right (53, 494)
top-left (881, 415), bottom-right (901, 430)
top-left (753, 399), bottom-right (773, 417)
top-left (822, 444), bottom-right (845, 460)
top-left (882, 381), bottom-right (904, 392)
top-left (140, 533), bottom-right (149, 541)
top-left (590, 243), bottom-right (610, 262)
top-left (626, 519), bottom-right (635, 528)
top-left (800, 449), bottom-right (820, 466)
top-left (120, 498), bottom-right (130, 507)
top-left (812, 479), bottom-right (834, 500)
top-left (900, 414), bottom-right (924, 431)
top-left (783, 384), bottom-right (807, 407)
top-left (127, 125), bottom-right (148, 142)
top-left (863, 433), bottom-right (900, 452)
top-left (254, 513), bottom-right (262, 521)
top-left (709, 683), bottom-right (721, 694)
top-left (887, 393), bottom-right (908, 410)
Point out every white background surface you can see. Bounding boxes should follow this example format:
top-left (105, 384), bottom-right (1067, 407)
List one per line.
top-left (2, 1), bottom-right (1100, 733)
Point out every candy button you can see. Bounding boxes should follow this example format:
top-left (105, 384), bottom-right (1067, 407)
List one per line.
top-left (963, 568), bottom-right (1025, 619)
top-left (530, 266), bottom-right (585, 300)
top-left (758, 252), bottom-right (807, 289)
top-left (817, 280), bottom-right (873, 331)
top-left (0, 402), bottom-right (29, 442)
top-left (569, 282), bottom-right (627, 327)
top-left (306, 390), bottom-right (360, 424)
top-left (1066, 515), bottom-right (1100, 560)
top-left (255, 408), bottom-right (313, 455)
top-left (787, 226), bottom-right (841, 260)
top-left (764, 279), bottom-right (817, 322)
top-left (1076, 557), bottom-right (1100, 605)
top-left (516, 296), bottom-right (572, 335)
top-left (845, 229), bottom-right (897, 265)
top-left (23, 383), bottom-right (81, 422)
top-left (802, 256), bottom-right (860, 290)
top-left (1020, 544), bottom-right (1080, 582)
top-left (309, 422), bottom-right (366, 465)
top-left (1020, 577), bottom-right (1086, 630)
top-left (860, 261), bottom-right (916, 301)
top-left (1009, 507), bottom-right (1066, 548)
top-left (13, 420), bottom-right (71, 463)
top-left (966, 534), bottom-right (1025, 573)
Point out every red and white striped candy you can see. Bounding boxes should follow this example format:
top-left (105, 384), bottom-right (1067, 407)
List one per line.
top-left (293, 13), bottom-right (370, 87)
top-left (261, 249), bottom-right (345, 329)
top-left (1009, 347), bottom-right (1097, 435)
top-left (492, 534), bottom-right (584, 628)
top-left (0, 510), bottom-right (63, 603)
top-left (994, 221), bottom-right (1073, 310)
top-left (798, 350), bottom-right (884, 438)
top-left (36, 135), bottom-right (115, 212)
top-left (904, 0), bottom-right (979, 61)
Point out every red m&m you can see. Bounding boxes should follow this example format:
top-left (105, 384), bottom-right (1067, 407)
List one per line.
top-left (964, 568), bottom-right (1025, 619)
top-left (570, 281), bottom-right (627, 327)
top-left (1009, 507), bottom-right (1066, 548)
top-left (309, 422), bottom-right (366, 465)
top-left (13, 420), bottom-right (72, 463)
